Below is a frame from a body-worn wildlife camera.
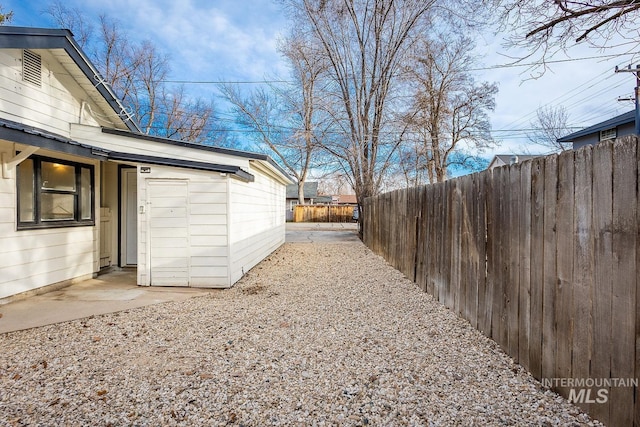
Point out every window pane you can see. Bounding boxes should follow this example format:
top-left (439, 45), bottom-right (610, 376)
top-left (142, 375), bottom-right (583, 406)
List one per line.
top-left (41, 162), bottom-right (75, 191)
top-left (41, 193), bottom-right (75, 221)
top-left (80, 167), bottom-right (92, 220)
top-left (17, 159), bottom-right (35, 222)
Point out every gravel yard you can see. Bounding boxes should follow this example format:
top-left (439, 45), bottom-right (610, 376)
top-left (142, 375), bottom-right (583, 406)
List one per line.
top-left (0, 242), bottom-right (600, 426)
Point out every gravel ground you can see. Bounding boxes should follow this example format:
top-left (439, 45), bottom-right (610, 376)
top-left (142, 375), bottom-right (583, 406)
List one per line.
top-left (0, 242), bottom-right (600, 426)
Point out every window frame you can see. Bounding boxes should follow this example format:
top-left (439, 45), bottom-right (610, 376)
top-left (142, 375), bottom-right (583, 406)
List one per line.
top-left (16, 154), bottom-right (95, 230)
top-left (600, 127), bottom-right (617, 142)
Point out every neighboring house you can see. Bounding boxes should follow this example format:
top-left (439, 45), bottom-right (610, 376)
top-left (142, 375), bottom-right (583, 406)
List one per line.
top-left (335, 194), bottom-right (358, 205)
top-left (285, 182), bottom-right (318, 220)
top-left (488, 154), bottom-right (538, 170)
top-left (0, 27), bottom-right (292, 300)
top-left (557, 110), bottom-right (636, 150)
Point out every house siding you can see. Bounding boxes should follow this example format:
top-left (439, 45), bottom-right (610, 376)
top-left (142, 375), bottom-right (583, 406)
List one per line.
top-left (572, 122), bottom-right (636, 149)
top-left (136, 165), bottom-right (230, 288)
top-left (0, 29), bottom-right (292, 300)
top-left (228, 163), bottom-right (286, 284)
top-left (0, 49), bottom-right (103, 137)
top-left (0, 141), bottom-right (100, 300)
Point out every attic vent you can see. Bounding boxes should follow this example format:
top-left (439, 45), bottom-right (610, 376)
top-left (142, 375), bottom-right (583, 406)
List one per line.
top-left (22, 50), bottom-right (42, 87)
top-left (600, 128), bottom-right (617, 142)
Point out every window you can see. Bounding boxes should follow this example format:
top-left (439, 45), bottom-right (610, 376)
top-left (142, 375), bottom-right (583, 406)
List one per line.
top-left (600, 128), bottom-right (617, 141)
top-left (16, 155), bottom-right (94, 229)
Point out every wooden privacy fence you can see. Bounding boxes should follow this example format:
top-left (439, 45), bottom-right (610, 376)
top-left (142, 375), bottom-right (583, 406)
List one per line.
top-left (293, 204), bottom-right (355, 223)
top-left (363, 136), bottom-right (640, 427)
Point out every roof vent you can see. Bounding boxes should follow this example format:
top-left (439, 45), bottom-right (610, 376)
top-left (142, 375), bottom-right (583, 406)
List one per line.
top-left (22, 50), bottom-right (42, 87)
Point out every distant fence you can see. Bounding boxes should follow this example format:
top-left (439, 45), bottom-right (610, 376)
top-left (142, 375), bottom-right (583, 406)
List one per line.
top-left (293, 205), bottom-right (355, 223)
top-left (363, 136), bottom-right (640, 427)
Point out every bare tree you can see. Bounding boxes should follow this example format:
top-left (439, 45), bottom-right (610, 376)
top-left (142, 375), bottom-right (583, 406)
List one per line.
top-left (157, 86), bottom-right (215, 143)
top-left (278, 32), bottom-right (331, 203)
top-left (493, 0), bottom-right (640, 66)
top-left (528, 105), bottom-right (572, 151)
top-left (403, 34), bottom-right (498, 183)
top-left (0, 5), bottom-right (13, 25)
top-left (44, 1), bottom-right (222, 144)
top-left (220, 31), bottom-right (330, 204)
top-left (283, 0), bottom-right (436, 227)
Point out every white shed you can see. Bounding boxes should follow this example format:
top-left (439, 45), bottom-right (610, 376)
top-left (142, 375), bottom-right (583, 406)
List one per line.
top-left (0, 27), bottom-right (291, 300)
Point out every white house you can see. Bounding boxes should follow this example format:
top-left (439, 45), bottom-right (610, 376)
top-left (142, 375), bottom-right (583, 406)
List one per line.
top-left (0, 27), bottom-right (292, 300)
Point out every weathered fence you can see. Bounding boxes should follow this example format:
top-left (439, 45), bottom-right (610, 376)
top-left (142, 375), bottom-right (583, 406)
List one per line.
top-left (363, 136), bottom-right (640, 427)
top-left (293, 205), bottom-right (355, 223)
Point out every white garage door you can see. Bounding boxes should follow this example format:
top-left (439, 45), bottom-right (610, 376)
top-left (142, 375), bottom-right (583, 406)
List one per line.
top-left (148, 180), bottom-right (190, 287)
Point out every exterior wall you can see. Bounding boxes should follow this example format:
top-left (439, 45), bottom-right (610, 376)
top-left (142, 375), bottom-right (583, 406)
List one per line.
top-left (573, 122), bottom-right (636, 149)
top-left (0, 141), bottom-right (100, 300)
top-left (0, 49), bottom-right (102, 137)
top-left (136, 164), bottom-right (230, 287)
top-left (228, 163), bottom-right (286, 285)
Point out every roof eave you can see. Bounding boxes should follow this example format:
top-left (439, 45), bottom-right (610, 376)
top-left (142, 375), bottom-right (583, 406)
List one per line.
top-left (0, 26), bottom-right (141, 133)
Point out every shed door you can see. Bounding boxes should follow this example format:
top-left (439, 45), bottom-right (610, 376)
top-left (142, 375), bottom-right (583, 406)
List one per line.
top-left (148, 180), bottom-right (190, 287)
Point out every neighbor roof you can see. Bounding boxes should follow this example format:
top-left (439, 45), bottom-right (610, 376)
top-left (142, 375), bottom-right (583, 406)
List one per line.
top-left (286, 182), bottom-right (319, 199)
top-left (488, 154), bottom-right (538, 169)
top-left (557, 110), bottom-right (635, 142)
top-left (0, 26), bottom-right (140, 133)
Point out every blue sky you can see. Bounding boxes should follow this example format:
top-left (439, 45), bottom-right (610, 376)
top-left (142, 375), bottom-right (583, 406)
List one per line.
top-left (3, 0), bottom-right (639, 159)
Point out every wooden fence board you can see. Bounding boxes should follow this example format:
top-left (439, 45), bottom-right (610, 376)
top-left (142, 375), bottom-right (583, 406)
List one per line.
top-left (466, 174), bottom-right (479, 329)
top-left (591, 141), bottom-right (613, 425)
top-left (453, 180), bottom-right (464, 313)
top-left (479, 170), bottom-right (492, 337)
top-left (519, 160), bottom-right (532, 371)
top-left (572, 146), bottom-right (594, 415)
top-left (610, 139), bottom-right (637, 427)
top-left (541, 155), bottom-right (558, 382)
top-left (497, 166), bottom-right (509, 350)
top-left (556, 150), bottom-right (575, 393)
top-left (508, 164), bottom-right (521, 361)
top-left (425, 185), bottom-right (435, 296)
top-left (489, 167), bottom-right (501, 343)
top-left (529, 157), bottom-right (544, 380)
top-left (457, 176), bottom-right (470, 320)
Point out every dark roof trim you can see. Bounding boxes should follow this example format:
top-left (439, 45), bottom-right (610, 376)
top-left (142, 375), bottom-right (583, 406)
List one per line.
top-left (107, 152), bottom-right (254, 182)
top-left (558, 110), bottom-right (635, 142)
top-left (0, 118), bottom-right (109, 159)
top-left (102, 127), bottom-right (265, 159)
top-left (0, 118), bottom-right (254, 181)
top-left (101, 127), bottom-right (292, 179)
top-left (0, 26), bottom-right (140, 133)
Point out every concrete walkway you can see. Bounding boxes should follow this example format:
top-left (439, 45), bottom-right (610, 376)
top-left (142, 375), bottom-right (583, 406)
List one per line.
top-left (0, 223), bottom-right (359, 334)
top-left (285, 221), bottom-right (360, 243)
top-left (0, 270), bottom-right (215, 334)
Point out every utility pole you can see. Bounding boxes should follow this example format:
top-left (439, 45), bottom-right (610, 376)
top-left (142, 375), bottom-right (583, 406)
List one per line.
top-left (615, 64), bottom-right (640, 135)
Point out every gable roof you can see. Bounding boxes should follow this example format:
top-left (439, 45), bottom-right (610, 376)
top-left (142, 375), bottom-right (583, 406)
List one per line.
top-left (0, 26), bottom-right (140, 133)
top-left (488, 154), bottom-right (538, 169)
top-left (557, 110), bottom-right (635, 143)
top-left (286, 182), bottom-right (318, 199)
